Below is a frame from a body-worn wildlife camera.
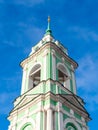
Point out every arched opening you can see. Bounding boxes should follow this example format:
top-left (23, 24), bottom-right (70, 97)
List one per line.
top-left (57, 63), bottom-right (70, 88)
top-left (64, 118), bottom-right (81, 130)
top-left (21, 123), bottom-right (33, 130)
top-left (29, 64), bottom-right (41, 89)
top-left (19, 118), bottom-right (36, 130)
top-left (66, 123), bottom-right (77, 130)
top-left (22, 124), bottom-right (33, 130)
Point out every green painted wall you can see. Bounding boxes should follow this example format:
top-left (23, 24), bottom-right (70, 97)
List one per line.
top-left (74, 112), bottom-right (81, 120)
top-left (62, 104), bottom-right (70, 113)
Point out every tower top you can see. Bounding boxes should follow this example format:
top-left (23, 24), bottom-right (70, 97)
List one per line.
top-left (45, 16), bottom-right (52, 35)
top-left (48, 16), bottom-right (50, 22)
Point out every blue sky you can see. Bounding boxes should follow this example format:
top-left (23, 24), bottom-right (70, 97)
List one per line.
top-left (0, 0), bottom-right (98, 129)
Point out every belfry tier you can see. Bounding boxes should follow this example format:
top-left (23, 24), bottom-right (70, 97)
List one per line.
top-left (20, 22), bottom-right (78, 96)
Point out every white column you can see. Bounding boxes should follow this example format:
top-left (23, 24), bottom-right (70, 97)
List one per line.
top-left (54, 111), bottom-right (58, 130)
top-left (52, 51), bottom-right (56, 80)
top-left (44, 54), bottom-right (47, 80)
top-left (47, 109), bottom-right (53, 130)
top-left (36, 111), bottom-right (42, 130)
top-left (43, 49), bottom-right (48, 80)
top-left (71, 65), bottom-right (77, 94)
top-left (21, 66), bottom-right (27, 94)
top-left (58, 102), bottom-right (64, 130)
top-left (36, 102), bottom-right (43, 130)
top-left (43, 111), bottom-right (46, 130)
top-left (58, 111), bottom-right (63, 130)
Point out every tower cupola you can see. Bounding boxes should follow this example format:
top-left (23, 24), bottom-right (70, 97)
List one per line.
top-left (20, 17), bottom-right (78, 95)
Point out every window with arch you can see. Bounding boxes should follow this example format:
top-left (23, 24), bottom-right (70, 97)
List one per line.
top-left (21, 123), bottom-right (33, 130)
top-left (57, 63), bottom-right (70, 88)
top-left (23, 125), bottom-right (32, 130)
top-left (66, 123), bottom-right (77, 130)
top-left (29, 64), bottom-right (41, 89)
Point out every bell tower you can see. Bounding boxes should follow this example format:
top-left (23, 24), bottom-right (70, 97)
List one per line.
top-left (8, 17), bottom-right (90, 130)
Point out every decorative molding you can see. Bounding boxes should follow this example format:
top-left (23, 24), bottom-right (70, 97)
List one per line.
top-left (70, 109), bottom-right (74, 115)
top-left (62, 107), bottom-right (87, 129)
top-left (20, 43), bottom-right (78, 69)
top-left (63, 118), bottom-right (82, 130)
top-left (18, 117), bottom-right (36, 130)
top-left (57, 62), bottom-right (71, 76)
top-left (28, 62), bottom-right (42, 75)
top-left (42, 49), bottom-right (49, 57)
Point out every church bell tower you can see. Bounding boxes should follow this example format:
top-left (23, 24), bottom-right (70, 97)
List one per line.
top-left (8, 17), bottom-right (90, 130)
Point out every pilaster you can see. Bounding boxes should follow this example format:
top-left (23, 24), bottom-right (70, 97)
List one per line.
top-left (42, 49), bottom-right (49, 80)
top-left (36, 102), bottom-right (43, 130)
top-left (58, 102), bottom-right (64, 130)
top-left (71, 65), bottom-right (77, 94)
top-left (36, 111), bottom-right (42, 130)
top-left (21, 65), bottom-right (27, 94)
top-left (52, 49), bottom-right (56, 80)
top-left (47, 109), bottom-right (53, 130)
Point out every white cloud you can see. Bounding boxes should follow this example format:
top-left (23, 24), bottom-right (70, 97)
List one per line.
top-left (76, 54), bottom-right (98, 91)
top-left (0, 0), bottom-right (44, 6)
top-left (26, 25), bottom-right (44, 40)
top-left (18, 22), bottom-right (45, 54)
top-left (18, 22), bottom-right (45, 40)
top-left (82, 93), bottom-right (98, 112)
top-left (68, 26), bottom-right (98, 42)
top-left (14, 0), bottom-right (44, 6)
top-left (3, 40), bottom-right (16, 47)
top-left (0, 92), bottom-right (17, 114)
top-left (76, 54), bottom-right (98, 111)
top-left (2, 21), bottom-right (45, 50)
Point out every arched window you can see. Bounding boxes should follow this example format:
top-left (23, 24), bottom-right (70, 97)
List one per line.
top-left (66, 123), bottom-right (77, 130)
top-left (29, 64), bottom-right (41, 89)
top-left (19, 118), bottom-right (36, 130)
top-left (57, 63), bottom-right (70, 88)
top-left (22, 124), bottom-right (33, 130)
top-left (67, 126), bottom-right (76, 130)
top-left (64, 119), bottom-right (81, 130)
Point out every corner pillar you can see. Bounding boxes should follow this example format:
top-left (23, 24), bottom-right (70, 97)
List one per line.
top-left (47, 109), bottom-right (53, 130)
top-left (58, 102), bottom-right (64, 130)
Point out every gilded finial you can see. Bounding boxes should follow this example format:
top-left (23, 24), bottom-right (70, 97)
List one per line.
top-left (48, 16), bottom-right (50, 23)
top-left (47, 16), bottom-right (50, 30)
top-left (45, 16), bottom-right (52, 35)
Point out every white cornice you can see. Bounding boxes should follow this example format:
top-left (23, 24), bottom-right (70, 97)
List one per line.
top-left (20, 42), bottom-right (78, 69)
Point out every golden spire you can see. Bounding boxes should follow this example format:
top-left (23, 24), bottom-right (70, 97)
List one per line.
top-left (48, 16), bottom-right (50, 23)
top-left (47, 16), bottom-right (50, 30)
top-left (45, 16), bottom-right (52, 35)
